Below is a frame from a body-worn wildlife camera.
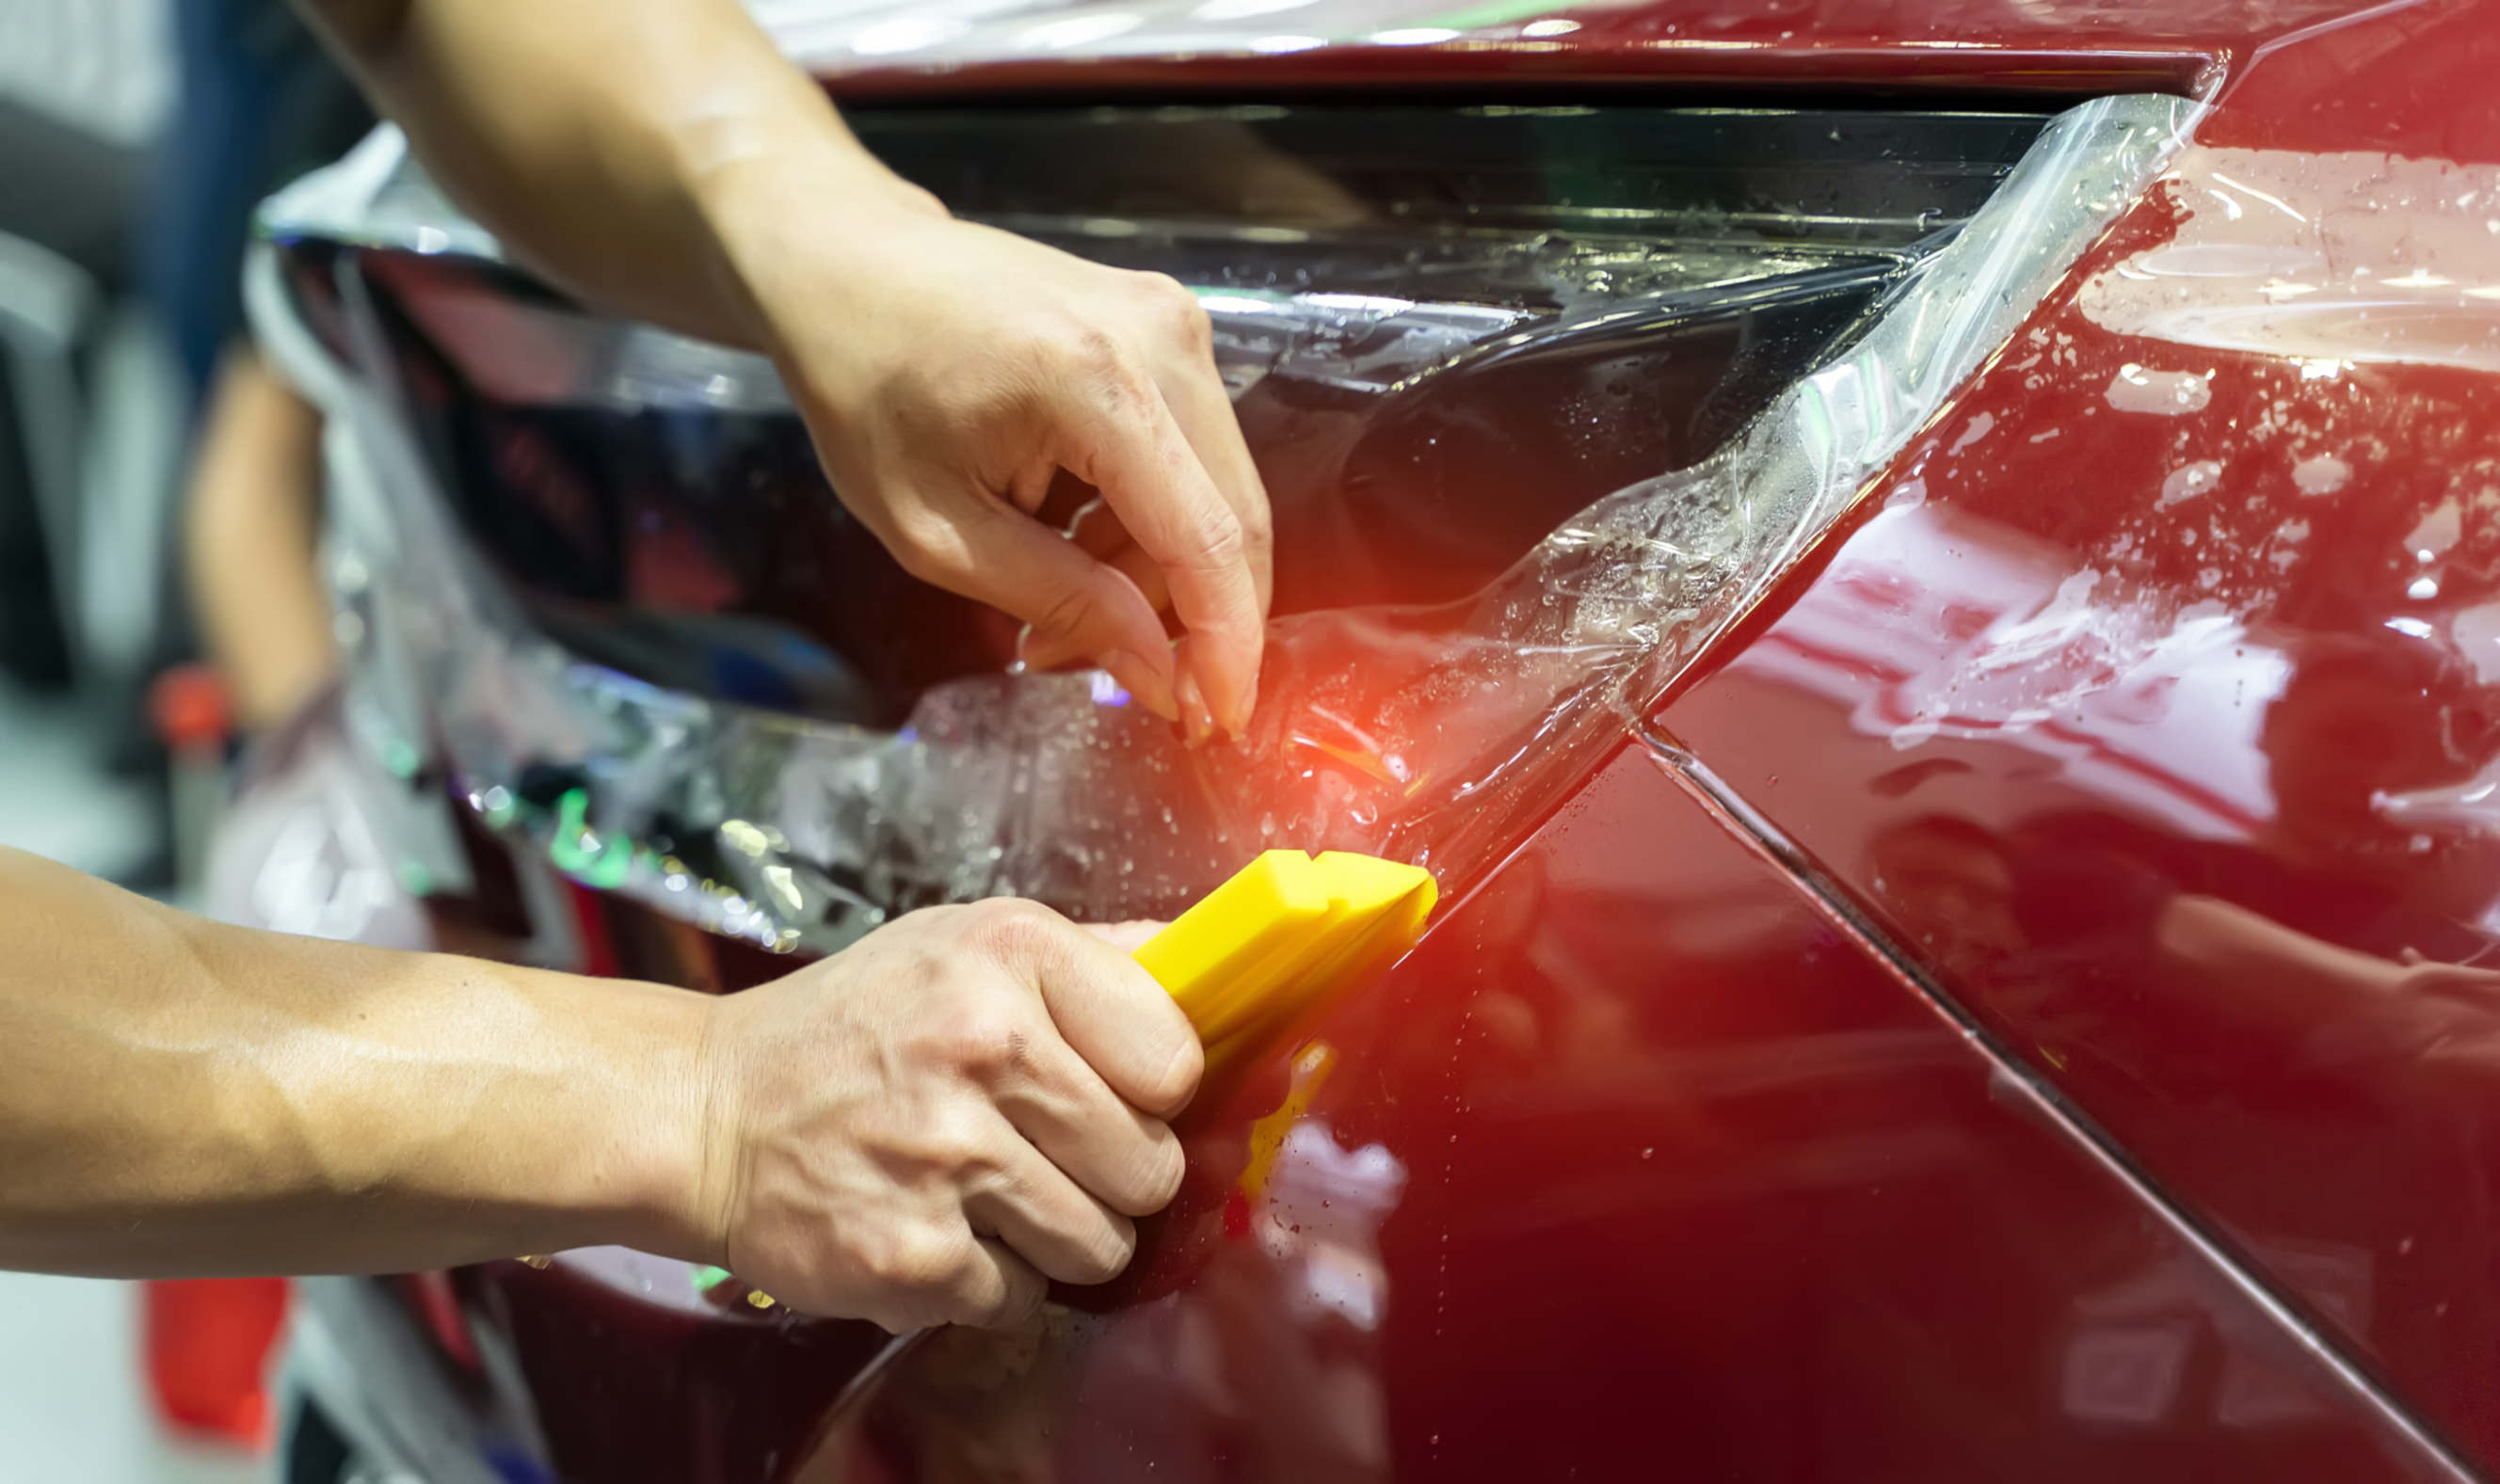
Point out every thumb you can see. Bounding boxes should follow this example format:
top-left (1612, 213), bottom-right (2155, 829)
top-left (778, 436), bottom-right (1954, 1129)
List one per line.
top-left (889, 486), bottom-right (1179, 721)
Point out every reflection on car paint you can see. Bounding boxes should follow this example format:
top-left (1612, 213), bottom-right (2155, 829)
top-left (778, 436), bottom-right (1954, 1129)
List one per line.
top-left (2078, 146), bottom-right (2500, 375)
top-left (2107, 362), bottom-right (2217, 415)
top-left (1664, 87), bottom-right (2500, 1465)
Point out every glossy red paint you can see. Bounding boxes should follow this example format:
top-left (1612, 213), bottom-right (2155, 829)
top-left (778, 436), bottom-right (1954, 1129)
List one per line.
top-left (808, 742), bottom-right (2448, 1480)
top-left (1657, 0), bottom-right (2500, 1472)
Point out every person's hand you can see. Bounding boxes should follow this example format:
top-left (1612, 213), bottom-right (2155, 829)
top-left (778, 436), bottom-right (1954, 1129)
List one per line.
top-left (709, 170), bottom-right (1272, 740)
top-left (689, 900), bottom-right (1202, 1332)
top-left (308, 0), bottom-right (1270, 732)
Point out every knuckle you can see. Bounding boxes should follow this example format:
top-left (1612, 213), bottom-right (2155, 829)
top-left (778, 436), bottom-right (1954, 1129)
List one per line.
top-left (964, 897), bottom-right (1066, 962)
top-left (937, 1005), bottom-right (1035, 1085)
top-left (922, 1102), bottom-right (1005, 1175)
top-left (1237, 499), bottom-right (1274, 558)
top-left (869, 1222), bottom-right (972, 1298)
top-left (1069, 324), bottom-right (1125, 372)
top-left (966, 1269), bottom-right (1038, 1330)
top-left (882, 505), bottom-right (965, 584)
top-left (1139, 273), bottom-right (1210, 347)
top-left (1182, 507), bottom-right (1247, 573)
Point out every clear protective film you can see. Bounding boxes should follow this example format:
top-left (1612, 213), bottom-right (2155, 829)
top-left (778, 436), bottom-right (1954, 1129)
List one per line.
top-left (253, 94), bottom-right (2193, 954)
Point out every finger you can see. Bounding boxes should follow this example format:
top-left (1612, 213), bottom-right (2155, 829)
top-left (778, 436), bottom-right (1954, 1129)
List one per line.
top-left (948, 1236), bottom-right (1050, 1330)
top-left (990, 1024), bottom-right (1186, 1216)
top-left (1020, 538), bottom-right (1175, 679)
top-left (1106, 539), bottom-right (1175, 617)
top-left (970, 894), bottom-right (1205, 1114)
top-left (1152, 317), bottom-right (1274, 741)
top-left (885, 483), bottom-right (1179, 721)
top-left (1019, 520), bottom-right (1177, 672)
top-left (862, 1222), bottom-right (1041, 1333)
top-left (1068, 504), bottom-right (1177, 617)
top-left (1050, 376), bottom-right (1264, 738)
top-left (1174, 651), bottom-right (1218, 746)
top-left (1151, 355), bottom-right (1272, 619)
top-left (992, 902), bottom-right (1203, 1117)
top-left (960, 1112), bottom-right (1142, 1284)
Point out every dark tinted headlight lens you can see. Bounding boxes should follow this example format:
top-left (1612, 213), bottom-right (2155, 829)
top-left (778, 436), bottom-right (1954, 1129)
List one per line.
top-left (279, 104), bottom-right (2046, 721)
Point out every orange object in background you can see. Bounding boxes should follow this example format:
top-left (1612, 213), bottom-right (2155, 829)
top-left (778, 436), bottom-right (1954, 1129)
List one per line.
top-left (148, 663), bottom-right (234, 892)
top-left (147, 663), bottom-right (232, 753)
top-left (142, 1277), bottom-right (289, 1450)
top-left (143, 667), bottom-right (283, 1450)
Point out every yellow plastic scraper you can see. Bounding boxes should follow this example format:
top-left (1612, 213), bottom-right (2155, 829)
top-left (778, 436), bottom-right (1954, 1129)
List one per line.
top-left (1133, 850), bottom-right (1437, 1051)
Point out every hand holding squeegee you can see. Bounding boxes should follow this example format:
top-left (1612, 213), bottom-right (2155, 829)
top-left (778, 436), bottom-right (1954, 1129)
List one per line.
top-left (686, 851), bottom-right (1434, 1319)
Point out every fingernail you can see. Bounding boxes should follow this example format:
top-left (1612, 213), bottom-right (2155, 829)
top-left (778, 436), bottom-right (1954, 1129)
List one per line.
top-left (1176, 669), bottom-right (1216, 748)
top-left (1219, 659), bottom-right (1260, 741)
top-left (1101, 648), bottom-right (1178, 722)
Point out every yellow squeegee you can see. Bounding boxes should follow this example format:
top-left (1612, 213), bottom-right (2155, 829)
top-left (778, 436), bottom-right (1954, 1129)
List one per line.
top-left (1133, 850), bottom-right (1436, 1049)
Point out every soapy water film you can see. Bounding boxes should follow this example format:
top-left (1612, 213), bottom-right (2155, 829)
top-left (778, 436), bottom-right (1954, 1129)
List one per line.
top-left (296, 94), bottom-right (2192, 953)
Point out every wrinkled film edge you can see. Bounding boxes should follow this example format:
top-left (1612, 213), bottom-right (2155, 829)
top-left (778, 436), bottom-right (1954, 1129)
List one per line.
top-left (248, 93), bottom-right (2196, 957)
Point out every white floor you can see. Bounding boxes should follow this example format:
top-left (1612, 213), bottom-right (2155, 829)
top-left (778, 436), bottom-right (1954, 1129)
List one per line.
top-left (0, 679), bottom-right (267, 1481)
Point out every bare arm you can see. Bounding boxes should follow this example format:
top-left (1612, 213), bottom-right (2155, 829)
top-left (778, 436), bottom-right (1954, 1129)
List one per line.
top-left (0, 848), bottom-right (1197, 1329)
top-left (0, 846), bottom-right (706, 1276)
top-left (184, 349), bottom-right (337, 733)
top-left (296, 0), bottom-right (889, 345)
top-left (297, 0), bottom-right (1271, 736)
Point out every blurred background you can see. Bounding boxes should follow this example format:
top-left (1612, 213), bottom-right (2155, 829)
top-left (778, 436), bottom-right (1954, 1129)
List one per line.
top-left (4, 0), bottom-right (345, 1474)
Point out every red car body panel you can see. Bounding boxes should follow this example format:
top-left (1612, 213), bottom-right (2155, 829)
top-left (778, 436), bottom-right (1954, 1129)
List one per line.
top-left (475, 744), bottom-right (2461, 1481)
top-left (827, 743), bottom-right (2461, 1482)
top-left (1660, 38), bottom-right (2500, 1476)
top-left (284, 2), bottom-right (2500, 1479)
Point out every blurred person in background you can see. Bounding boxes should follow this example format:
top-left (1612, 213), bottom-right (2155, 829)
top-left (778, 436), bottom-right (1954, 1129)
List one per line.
top-left (153, 0), bottom-right (368, 736)
top-left (149, 1), bottom-right (431, 954)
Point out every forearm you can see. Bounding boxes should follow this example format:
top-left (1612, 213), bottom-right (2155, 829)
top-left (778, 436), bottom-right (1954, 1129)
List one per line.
top-left (0, 848), bottom-right (717, 1277)
top-left (296, 0), bottom-right (928, 347)
top-left (184, 349), bottom-right (336, 732)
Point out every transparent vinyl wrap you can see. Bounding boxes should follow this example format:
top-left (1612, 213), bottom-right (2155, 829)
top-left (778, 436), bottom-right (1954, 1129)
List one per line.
top-left (253, 95), bottom-right (2191, 954)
